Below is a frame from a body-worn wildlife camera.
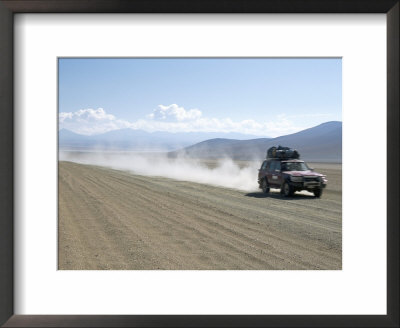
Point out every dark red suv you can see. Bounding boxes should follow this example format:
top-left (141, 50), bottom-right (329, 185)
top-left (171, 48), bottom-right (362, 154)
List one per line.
top-left (258, 159), bottom-right (327, 197)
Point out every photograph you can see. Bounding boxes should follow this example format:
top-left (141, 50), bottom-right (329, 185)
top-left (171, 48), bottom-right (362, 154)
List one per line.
top-left (58, 58), bottom-right (342, 270)
top-left (1, 0), bottom-right (397, 325)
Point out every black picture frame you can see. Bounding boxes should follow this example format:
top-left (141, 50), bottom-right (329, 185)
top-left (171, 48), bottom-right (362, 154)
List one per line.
top-left (0, 1), bottom-right (398, 327)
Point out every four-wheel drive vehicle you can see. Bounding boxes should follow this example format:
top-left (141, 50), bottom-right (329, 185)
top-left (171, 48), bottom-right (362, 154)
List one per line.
top-left (258, 159), bottom-right (328, 197)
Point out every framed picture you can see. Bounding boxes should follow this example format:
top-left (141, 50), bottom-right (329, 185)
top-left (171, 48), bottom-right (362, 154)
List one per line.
top-left (0, 0), bottom-right (398, 327)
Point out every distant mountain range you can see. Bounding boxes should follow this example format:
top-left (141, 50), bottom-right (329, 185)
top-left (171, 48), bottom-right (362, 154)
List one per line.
top-left (169, 121), bottom-right (342, 162)
top-left (59, 128), bottom-right (262, 151)
top-left (59, 121), bottom-right (342, 162)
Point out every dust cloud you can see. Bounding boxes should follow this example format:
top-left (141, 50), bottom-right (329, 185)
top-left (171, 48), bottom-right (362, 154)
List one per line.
top-left (59, 151), bottom-right (261, 192)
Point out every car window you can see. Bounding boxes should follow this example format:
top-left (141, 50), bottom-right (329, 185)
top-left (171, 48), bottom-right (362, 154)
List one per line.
top-left (275, 161), bottom-right (281, 171)
top-left (268, 161), bottom-right (276, 172)
top-left (261, 161), bottom-right (267, 170)
top-left (282, 162), bottom-right (309, 171)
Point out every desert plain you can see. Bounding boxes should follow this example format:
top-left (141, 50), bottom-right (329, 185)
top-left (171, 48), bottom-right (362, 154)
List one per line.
top-left (58, 157), bottom-right (341, 270)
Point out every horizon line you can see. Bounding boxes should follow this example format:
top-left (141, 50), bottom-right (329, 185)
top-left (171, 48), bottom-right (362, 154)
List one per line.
top-left (59, 120), bottom-right (342, 139)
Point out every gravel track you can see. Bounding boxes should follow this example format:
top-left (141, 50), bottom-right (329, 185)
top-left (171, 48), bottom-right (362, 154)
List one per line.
top-left (58, 161), bottom-right (342, 270)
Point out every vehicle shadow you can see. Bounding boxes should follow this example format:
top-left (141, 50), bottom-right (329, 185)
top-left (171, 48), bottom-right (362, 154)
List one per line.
top-left (245, 191), bottom-right (317, 200)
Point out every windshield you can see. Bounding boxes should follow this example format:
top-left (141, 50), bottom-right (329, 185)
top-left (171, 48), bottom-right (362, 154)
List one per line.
top-left (282, 162), bottom-right (309, 171)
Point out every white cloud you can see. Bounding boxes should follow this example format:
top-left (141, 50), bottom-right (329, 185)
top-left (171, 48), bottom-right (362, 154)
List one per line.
top-left (59, 105), bottom-right (305, 137)
top-left (59, 108), bottom-right (133, 135)
top-left (148, 104), bottom-right (202, 121)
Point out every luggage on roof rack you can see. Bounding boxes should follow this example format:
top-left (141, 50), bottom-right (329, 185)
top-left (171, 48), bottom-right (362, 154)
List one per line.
top-left (266, 146), bottom-right (300, 159)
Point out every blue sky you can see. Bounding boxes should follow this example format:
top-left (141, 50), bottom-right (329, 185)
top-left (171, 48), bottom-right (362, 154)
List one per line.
top-left (58, 58), bottom-right (342, 137)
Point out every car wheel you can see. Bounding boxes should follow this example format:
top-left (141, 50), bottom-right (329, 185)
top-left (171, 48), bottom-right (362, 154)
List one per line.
top-left (282, 182), bottom-right (294, 197)
top-left (262, 179), bottom-right (270, 193)
top-left (313, 188), bottom-right (323, 198)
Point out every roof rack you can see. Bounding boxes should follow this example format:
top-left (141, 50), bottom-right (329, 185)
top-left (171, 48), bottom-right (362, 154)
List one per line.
top-left (266, 146), bottom-right (300, 160)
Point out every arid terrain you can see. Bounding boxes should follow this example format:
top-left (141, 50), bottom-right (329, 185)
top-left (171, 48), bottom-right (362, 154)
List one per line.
top-left (58, 160), bottom-right (341, 270)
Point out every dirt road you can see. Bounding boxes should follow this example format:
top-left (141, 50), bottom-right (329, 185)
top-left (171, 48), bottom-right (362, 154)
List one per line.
top-left (59, 161), bottom-right (341, 270)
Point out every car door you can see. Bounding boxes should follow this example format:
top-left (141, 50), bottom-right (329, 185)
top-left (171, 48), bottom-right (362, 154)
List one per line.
top-left (258, 160), bottom-right (268, 181)
top-left (274, 161), bottom-right (283, 186)
top-left (267, 161), bottom-right (279, 186)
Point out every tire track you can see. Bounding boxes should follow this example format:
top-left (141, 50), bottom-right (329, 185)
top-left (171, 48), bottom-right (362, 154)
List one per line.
top-left (58, 161), bottom-right (342, 270)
